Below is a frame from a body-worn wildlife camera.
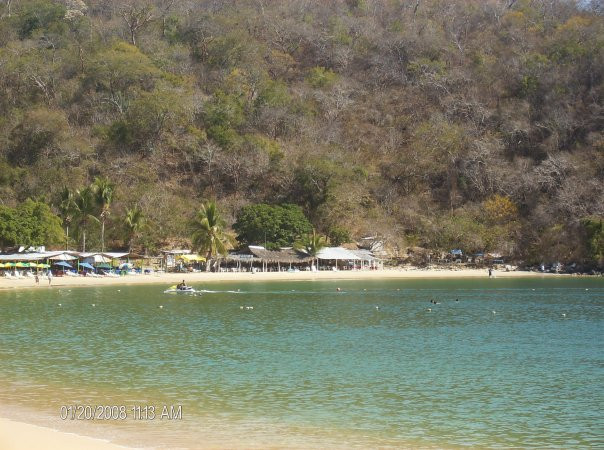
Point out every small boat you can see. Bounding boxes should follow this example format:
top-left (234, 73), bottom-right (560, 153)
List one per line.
top-left (163, 285), bottom-right (198, 294)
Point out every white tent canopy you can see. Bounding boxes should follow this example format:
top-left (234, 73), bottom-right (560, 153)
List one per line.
top-left (317, 247), bottom-right (362, 260)
top-left (49, 253), bottom-right (78, 261)
top-left (81, 254), bottom-right (111, 264)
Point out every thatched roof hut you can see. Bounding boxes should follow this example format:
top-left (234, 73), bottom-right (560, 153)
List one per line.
top-left (245, 246), bottom-right (313, 264)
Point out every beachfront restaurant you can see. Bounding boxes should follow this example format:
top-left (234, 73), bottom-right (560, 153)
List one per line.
top-left (0, 251), bottom-right (76, 278)
top-left (0, 250), bottom-right (141, 278)
top-left (316, 247), bottom-right (382, 271)
top-left (221, 246), bottom-right (382, 272)
top-left (224, 246), bottom-right (313, 272)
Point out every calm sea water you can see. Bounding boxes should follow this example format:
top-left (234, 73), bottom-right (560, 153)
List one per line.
top-left (0, 278), bottom-right (602, 448)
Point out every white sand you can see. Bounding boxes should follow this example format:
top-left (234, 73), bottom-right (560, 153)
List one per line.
top-left (0, 268), bottom-right (566, 291)
top-left (0, 417), bottom-right (135, 450)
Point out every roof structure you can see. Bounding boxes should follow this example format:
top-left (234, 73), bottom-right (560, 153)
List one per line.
top-left (245, 246), bottom-right (313, 264)
top-left (317, 247), bottom-right (363, 260)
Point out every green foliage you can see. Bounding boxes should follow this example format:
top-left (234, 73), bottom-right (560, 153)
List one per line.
top-left (328, 226), bottom-right (351, 246)
top-left (0, 160), bottom-right (25, 186)
top-left (0, 206), bottom-right (18, 248)
top-left (125, 206), bottom-right (145, 252)
top-left (233, 204), bottom-right (312, 250)
top-left (582, 218), bottom-right (604, 266)
top-left (190, 201), bottom-right (232, 269)
top-left (0, 199), bottom-right (63, 248)
top-left (256, 79), bottom-right (291, 108)
top-left (291, 159), bottom-right (338, 216)
top-left (203, 90), bottom-right (246, 148)
top-left (244, 134), bottom-right (283, 165)
top-left (85, 42), bottom-right (161, 100)
top-left (16, 0), bottom-right (67, 39)
top-left (307, 67), bottom-right (338, 88)
top-left (72, 186), bottom-right (100, 252)
top-left (205, 32), bottom-right (255, 69)
top-left (8, 108), bottom-right (69, 166)
top-left (295, 229), bottom-right (328, 259)
top-left (0, 0), bottom-right (601, 262)
top-left (105, 88), bottom-right (191, 153)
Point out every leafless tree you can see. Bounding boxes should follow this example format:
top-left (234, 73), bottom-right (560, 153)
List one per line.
top-left (122, 3), bottom-right (155, 46)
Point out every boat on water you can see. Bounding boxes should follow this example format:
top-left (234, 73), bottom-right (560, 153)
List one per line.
top-left (163, 285), bottom-right (198, 294)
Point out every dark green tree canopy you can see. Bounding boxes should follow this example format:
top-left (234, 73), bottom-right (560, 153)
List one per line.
top-left (233, 204), bottom-right (312, 250)
top-left (0, 199), bottom-right (63, 248)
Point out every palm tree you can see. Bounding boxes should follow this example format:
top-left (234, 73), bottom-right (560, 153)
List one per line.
top-left (93, 176), bottom-right (115, 252)
top-left (58, 187), bottom-right (75, 250)
top-left (190, 201), bottom-right (233, 271)
top-left (124, 206), bottom-right (145, 253)
top-left (92, 176), bottom-right (115, 252)
top-left (295, 229), bottom-right (328, 271)
top-left (73, 186), bottom-right (100, 252)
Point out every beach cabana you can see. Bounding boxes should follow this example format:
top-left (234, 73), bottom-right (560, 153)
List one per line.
top-left (316, 247), bottom-right (362, 271)
top-left (245, 246), bottom-right (313, 272)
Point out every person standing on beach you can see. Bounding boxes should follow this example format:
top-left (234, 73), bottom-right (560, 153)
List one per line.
top-left (47, 270), bottom-right (52, 286)
top-left (35, 274), bottom-right (39, 285)
top-left (488, 268), bottom-right (493, 278)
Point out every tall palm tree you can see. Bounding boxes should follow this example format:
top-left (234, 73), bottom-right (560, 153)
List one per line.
top-left (124, 206), bottom-right (145, 253)
top-left (190, 201), bottom-right (232, 271)
top-left (58, 187), bottom-right (75, 250)
top-left (93, 176), bottom-right (115, 252)
top-left (73, 186), bottom-right (99, 252)
top-left (295, 229), bottom-right (328, 270)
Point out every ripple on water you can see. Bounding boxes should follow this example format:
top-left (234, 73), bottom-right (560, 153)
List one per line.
top-left (0, 278), bottom-right (602, 448)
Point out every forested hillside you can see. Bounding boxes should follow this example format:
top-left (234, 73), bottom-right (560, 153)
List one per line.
top-left (0, 0), bottom-right (602, 265)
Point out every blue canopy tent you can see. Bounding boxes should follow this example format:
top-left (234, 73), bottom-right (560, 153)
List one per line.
top-left (53, 261), bottom-right (73, 269)
top-left (79, 262), bottom-right (95, 270)
top-left (450, 249), bottom-right (463, 256)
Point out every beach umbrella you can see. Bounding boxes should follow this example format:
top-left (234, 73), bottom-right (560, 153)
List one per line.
top-left (15, 262), bottom-right (29, 268)
top-left (37, 263), bottom-right (50, 269)
top-left (53, 261), bottom-right (73, 269)
top-left (80, 262), bottom-right (95, 270)
top-left (0, 263), bottom-right (6, 268)
top-left (6, 262), bottom-right (16, 267)
top-left (96, 263), bottom-right (112, 270)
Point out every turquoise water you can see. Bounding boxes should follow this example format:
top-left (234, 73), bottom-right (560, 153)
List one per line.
top-left (0, 278), bottom-right (603, 448)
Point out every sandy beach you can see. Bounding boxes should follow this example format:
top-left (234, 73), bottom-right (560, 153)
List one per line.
top-left (0, 267), bottom-right (568, 291)
top-left (0, 417), bottom-right (134, 450)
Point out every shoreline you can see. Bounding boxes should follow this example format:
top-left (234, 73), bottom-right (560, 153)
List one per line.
top-left (0, 268), bottom-right (576, 291)
top-left (0, 417), bottom-right (134, 450)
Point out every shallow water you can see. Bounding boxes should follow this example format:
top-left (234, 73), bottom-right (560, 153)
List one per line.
top-left (1, 278), bottom-right (603, 448)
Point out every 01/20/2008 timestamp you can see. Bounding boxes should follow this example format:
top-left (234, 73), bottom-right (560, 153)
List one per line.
top-left (60, 405), bottom-right (183, 421)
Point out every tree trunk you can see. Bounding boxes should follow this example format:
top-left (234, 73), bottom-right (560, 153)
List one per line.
top-left (205, 251), bottom-right (212, 272)
top-left (82, 229), bottom-right (86, 253)
top-left (101, 218), bottom-right (105, 252)
top-left (65, 225), bottom-right (69, 251)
